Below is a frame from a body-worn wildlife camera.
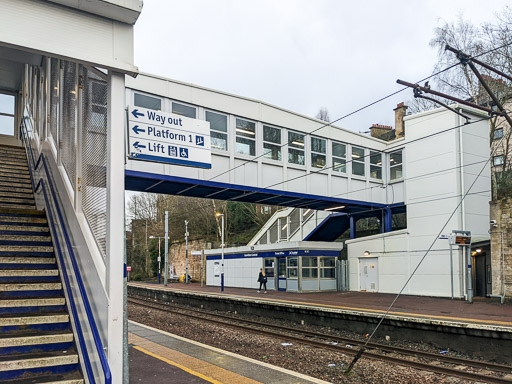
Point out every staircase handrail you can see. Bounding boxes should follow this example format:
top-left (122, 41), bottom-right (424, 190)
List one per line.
top-left (20, 117), bottom-right (111, 384)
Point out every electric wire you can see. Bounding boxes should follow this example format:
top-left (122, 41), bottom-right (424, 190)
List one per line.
top-left (195, 40), bottom-right (512, 190)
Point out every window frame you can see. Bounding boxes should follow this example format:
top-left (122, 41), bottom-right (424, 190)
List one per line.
top-left (493, 128), bottom-right (503, 140)
top-left (301, 256), bottom-right (318, 279)
top-left (351, 146), bottom-right (366, 177)
top-left (389, 149), bottom-right (403, 181)
top-left (171, 100), bottom-right (197, 119)
top-left (0, 92), bottom-right (16, 137)
top-left (133, 91), bottom-right (162, 111)
top-left (311, 136), bottom-right (327, 169)
top-left (205, 110), bottom-right (228, 152)
top-left (370, 150), bottom-right (383, 180)
top-left (263, 124), bottom-right (282, 161)
top-left (288, 130), bottom-right (305, 166)
top-left (332, 141), bottom-right (347, 174)
top-left (287, 257), bottom-right (298, 279)
top-left (235, 117), bottom-right (256, 156)
top-left (493, 155), bottom-right (505, 166)
top-left (320, 257), bottom-right (336, 279)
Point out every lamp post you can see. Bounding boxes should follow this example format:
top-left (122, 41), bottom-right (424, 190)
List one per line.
top-left (149, 235), bottom-right (169, 284)
top-left (215, 212), bottom-right (225, 292)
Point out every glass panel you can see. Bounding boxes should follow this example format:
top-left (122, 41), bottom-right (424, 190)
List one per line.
top-left (311, 137), bottom-right (326, 153)
top-left (287, 257), bottom-right (298, 267)
top-left (206, 111), bottom-right (227, 132)
top-left (134, 93), bottom-right (161, 110)
top-left (211, 131), bottom-right (227, 151)
top-left (287, 268), bottom-right (298, 278)
top-left (236, 118), bottom-right (255, 138)
top-left (288, 148), bottom-right (305, 165)
top-left (370, 151), bottom-right (382, 165)
top-left (263, 125), bottom-right (281, 144)
top-left (0, 94), bottom-right (15, 115)
top-left (302, 268), bottom-right (318, 278)
top-left (390, 150), bottom-right (402, 165)
top-left (494, 155), bottom-right (504, 166)
top-left (172, 102), bottom-right (196, 118)
top-left (264, 143), bottom-right (281, 160)
top-left (311, 153), bottom-right (326, 168)
top-left (494, 128), bottom-right (503, 140)
top-left (278, 259), bottom-right (286, 278)
top-left (288, 131), bottom-right (305, 148)
top-left (269, 222), bottom-right (278, 243)
top-left (320, 257), bottom-right (336, 267)
top-left (352, 146), bottom-right (365, 159)
top-left (0, 115), bottom-right (14, 136)
top-left (370, 165), bottom-right (382, 179)
top-left (236, 136), bottom-right (255, 156)
top-left (320, 268), bottom-right (336, 278)
top-left (279, 218), bottom-right (287, 239)
top-left (333, 158), bottom-right (346, 173)
top-left (390, 165), bottom-right (402, 180)
top-left (332, 142), bottom-right (346, 158)
top-left (264, 258), bottom-right (275, 277)
top-left (302, 257), bottom-right (318, 267)
top-left (353, 162), bottom-right (365, 176)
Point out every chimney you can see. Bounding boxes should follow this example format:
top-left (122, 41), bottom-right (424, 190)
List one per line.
top-left (370, 123), bottom-right (392, 139)
top-left (394, 102), bottom-right (408, 137)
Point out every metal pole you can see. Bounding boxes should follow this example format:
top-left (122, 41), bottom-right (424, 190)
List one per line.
top-left (158, 238), bottom-right (161, 284)
top-left (501, 230), bottom-right (505, 296)
top-left (164, 211), bottom-right (169, 286)
top-left (467, 245), bottom-right (473, 303)
top-left (185, 220), bottom-right (189, 284)
top-left (449, 242), bottom-right (453, 299)
top-left (201, 249), bottom-right (204, 287)
top-left (221, 214), bottom-right (225, 292)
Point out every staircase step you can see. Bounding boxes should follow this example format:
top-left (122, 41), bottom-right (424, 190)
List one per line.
top-left (0, 333), bottom-right (73, 356)
top-left (0, 257), bottom-right (56, 266)
top-left (0, 230), bottom-right (50, 237)
top-left (0, 283), bottom-right (62, 292)
top-left (0, 169), bottom-right (30, 178)
top-left (0, 175), bottom-right (31, 184)
top-left (0, 245), bottom-right (54, 254)
top-left (0, 270), bottom-right (58, 278)
top-left (0, 172), bottom-right (30, 180)
top-left (0, 198), bottom-right (35, 205)
top-left (0, 209), bottom-right (44, 217)
top-left (0, 314), bottom-right (69, 327)
top-left (0, 205), bottom-right (36, 211)
top-left (0, 187), bottom-right (33, 194)
top-left (0, 192), bottom-right (33, 200)
top-left (0, 352), bottom-right (79, 381)
top-left (0, 298), bottom-right (65, 308)
top-left (0, 219), bottom-right (47, 227)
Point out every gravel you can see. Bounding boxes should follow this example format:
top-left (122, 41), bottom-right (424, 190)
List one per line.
top-left (128, 301), bottom-right (492, 384)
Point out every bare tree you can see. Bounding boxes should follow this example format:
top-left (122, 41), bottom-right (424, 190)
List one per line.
top-left (316, 107), bottom-right (330, 122)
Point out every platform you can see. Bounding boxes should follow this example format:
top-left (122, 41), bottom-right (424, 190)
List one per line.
top-left (128, 321), bottom-right (328, 384)
top-left (128, 281), bottom-right (512, 330)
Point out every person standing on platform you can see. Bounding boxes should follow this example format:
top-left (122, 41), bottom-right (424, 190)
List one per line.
top-left (257, 268), bottom-right (267, 293)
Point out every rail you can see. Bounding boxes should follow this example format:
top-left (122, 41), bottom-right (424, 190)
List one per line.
top-left (20, 116), bottom-right (111, 384)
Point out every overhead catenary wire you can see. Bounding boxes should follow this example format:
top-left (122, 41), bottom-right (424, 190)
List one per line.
top-left (192, 40), bottom-right (512, 191)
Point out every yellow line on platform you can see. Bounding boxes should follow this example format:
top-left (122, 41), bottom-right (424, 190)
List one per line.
top-left (130, 283), bottom-right (512, 328)
top-left (133, 345), bottom-right (223, 384)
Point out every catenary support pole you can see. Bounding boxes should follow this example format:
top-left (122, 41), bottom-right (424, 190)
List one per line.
top-left (467, 245), bottom-right (473, 303)
top-left (185, 220), bottom-right (189, 284)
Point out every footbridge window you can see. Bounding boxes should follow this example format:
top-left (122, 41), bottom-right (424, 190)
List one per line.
top-left (352, 146), bottom-right (365, 176)
top-left (263, 125), bottom-right (281, 160)
top-left (390, 149), bottom-right (403, 180)
top-left (134, 92), bottom-right (161, 111)
top-left (311, 137), bottom-right (326, 168)
top-left (172, 101), bottom-right (196, 118)
top-left (370, 151), bottom-right (382, 180)
top-left (235, 117), bottom-right (256, 156)
top-left (288, 131), bottom-right (305, 165)
top-left (0, 93), bottom-right (15, 136)
top-left (206, 111), bottom-right (228, 151)
top-left (332, 142), bottom-right (346, 173)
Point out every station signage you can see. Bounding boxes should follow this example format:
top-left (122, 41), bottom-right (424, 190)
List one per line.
top-left (127, 106), bottom-right (211, 168)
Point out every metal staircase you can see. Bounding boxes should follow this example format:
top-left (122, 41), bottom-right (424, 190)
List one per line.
top-left (0, 145), bottom-right (83, 383)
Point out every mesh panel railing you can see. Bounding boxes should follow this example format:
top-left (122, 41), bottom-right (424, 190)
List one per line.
top-left (289, 208), bottom-right (300, 236)
top-left (81, 67), bottom-right (108, 258)
top-left (49, 58), bottom-right (59, 143)
top-left (269, 222), bottom-right (278, 243)
top-left (62, 61), bottom-right (77, 189)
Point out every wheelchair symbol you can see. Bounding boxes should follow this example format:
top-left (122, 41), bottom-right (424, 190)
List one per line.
top-left (180, 148), bottom-right (189, 158)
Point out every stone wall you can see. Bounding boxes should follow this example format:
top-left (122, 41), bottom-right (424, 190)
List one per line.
top-left (489, 198), bottom-right (512, 297)
top-left (167, 240), bottom-right (212, 282)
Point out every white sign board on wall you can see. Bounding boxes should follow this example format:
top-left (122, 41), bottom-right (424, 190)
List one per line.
top-left (127, 105), bottom-right (211, 168)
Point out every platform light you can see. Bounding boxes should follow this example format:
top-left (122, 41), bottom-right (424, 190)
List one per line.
top-left (235, 128), bottom-right (255, 135)
top-left (291, 141), bottom-right (304, 147)
top-left (363, 251), bottom-right (371, 256)
top-left (476, 248), bottom-right (482, 253)
top-left (325, 205), bottom-right (346, 211)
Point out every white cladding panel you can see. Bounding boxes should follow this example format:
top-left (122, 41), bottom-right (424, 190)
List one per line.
top-left (0, 0), bottom-right (136, 74)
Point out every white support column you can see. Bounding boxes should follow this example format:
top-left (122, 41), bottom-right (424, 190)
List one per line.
top-left (106, 70), bottom-right (126, 383)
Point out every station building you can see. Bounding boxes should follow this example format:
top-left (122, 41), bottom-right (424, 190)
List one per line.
top-left (0, 0), bottom-right (493, 381)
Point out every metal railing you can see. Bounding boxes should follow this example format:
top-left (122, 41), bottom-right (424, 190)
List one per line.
top-left (21, 116), bottom-right (111, 384)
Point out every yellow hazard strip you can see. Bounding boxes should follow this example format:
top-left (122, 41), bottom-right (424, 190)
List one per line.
top-left (133, 345), bottom-right (223, 384)
top-left (131, 283), bottom-right (512, 327)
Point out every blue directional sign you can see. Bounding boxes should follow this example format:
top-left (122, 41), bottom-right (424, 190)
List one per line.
top-left (127, 105), bottom-right (211, 168)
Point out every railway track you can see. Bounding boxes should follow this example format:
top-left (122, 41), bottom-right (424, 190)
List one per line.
top-left (128, 295), bottom-right (512, 383)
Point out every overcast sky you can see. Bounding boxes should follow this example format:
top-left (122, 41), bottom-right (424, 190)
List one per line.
top-left (133, 1), bottom-right (509, 133)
